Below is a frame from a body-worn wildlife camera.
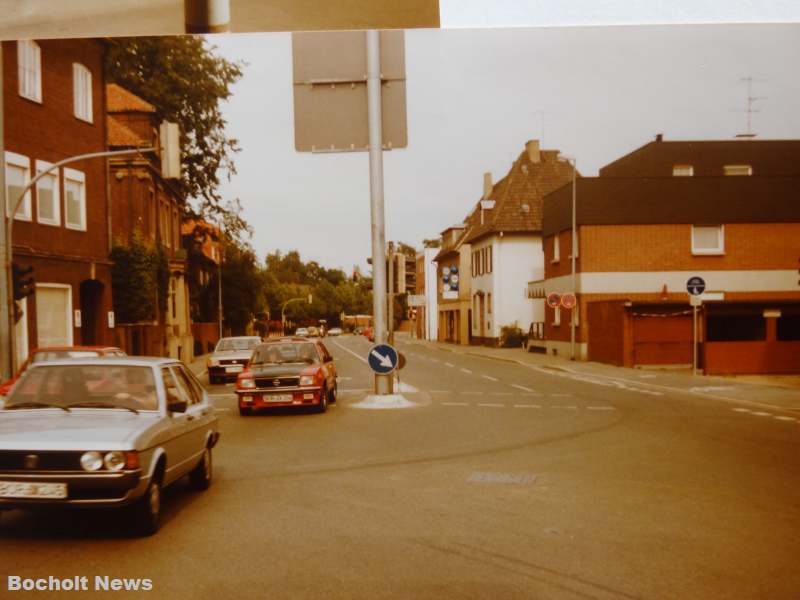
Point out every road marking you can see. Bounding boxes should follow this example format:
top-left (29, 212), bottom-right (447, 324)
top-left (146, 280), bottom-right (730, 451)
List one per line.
top-left (512, 384), bottom-right (535, 393)
top-left (441, 402), bottom-right (469, 406)
top-left (551, 405), bottom-right (578, 410)
top-left (732, 408), bottom-right (751, 413)
top-left (429, 358), bottom-right (440, 363)
top-left (461, 368), bottom-right (472, 374)
top-left (477, 403), bottom-right (504, 407)
top-left (214, 407), bottom-right (232, 413)
top-left (330, 339), bottom-right (369, 364)
top-left (444, 362), bottom-right (455, 367)
top-left (490, 392), bottom-right (513, 396)
top-left (338, 376), bottom-right (353, 381)
top-left (430, 390), bottom-right (452, 394)
top-left (774, 416), bottom-right (797, 422)
top-left (481, 375), bottom-right (499, 382)
top-left (751, 411), bottom-right (772, 417)
top-left (467, 472), bottom-right (537, 485)
top-left (587, 406), bottom-right (617, 411)
top-left (514, 404), bottom-right (541, 408)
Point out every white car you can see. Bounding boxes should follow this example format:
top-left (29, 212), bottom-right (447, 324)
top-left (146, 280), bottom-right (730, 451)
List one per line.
top-left (206, 336), bottom-right (262, 384)
top-left (0, 357), bottom-right (219, 536)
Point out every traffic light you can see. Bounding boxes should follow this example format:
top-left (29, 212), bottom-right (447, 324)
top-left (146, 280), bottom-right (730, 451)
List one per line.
top-left (12, 262), bottom-right (35, 301)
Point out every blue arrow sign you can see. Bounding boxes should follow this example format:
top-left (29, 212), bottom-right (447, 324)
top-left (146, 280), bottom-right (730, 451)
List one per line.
top-left (368, 344), bottom-right (399, 374)
top-left (686, 276), bottom-right (706, 296)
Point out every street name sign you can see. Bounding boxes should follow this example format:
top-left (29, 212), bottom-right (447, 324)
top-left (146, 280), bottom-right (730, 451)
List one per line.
top-left (407, 294), bottom-right (426, 307)
top-left (368, 344), bottom-right (399, 374)
top-left (686, 276), bottom-right (706, 296)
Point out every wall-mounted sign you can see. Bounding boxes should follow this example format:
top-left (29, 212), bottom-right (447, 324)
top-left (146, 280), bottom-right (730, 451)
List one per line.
top-left (108, 311), bottom-right (115, 328)
top-left (560, 293), bottom-right (577, 309)
top-left (74, 310), bottom-right (82, 328)
top-left (546, 292), bottom-right (561, 308)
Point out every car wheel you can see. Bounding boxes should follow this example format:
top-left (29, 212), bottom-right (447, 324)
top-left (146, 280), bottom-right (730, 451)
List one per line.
top-left (209, 375), bottom-right (218, 385)
top-left (329, 382), bottom-right (337, 404)
top-left (239, 406), bottom-right (252, 416)
top-left (317, 387), bottom-right (328, 413)
top-left (132, 476), bottom-right (162, 536)
top-left (189, 447), bottom-right (212, 491)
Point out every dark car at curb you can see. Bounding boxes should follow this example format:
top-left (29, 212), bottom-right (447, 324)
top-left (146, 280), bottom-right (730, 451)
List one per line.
top-left (235, 337), bottom-right (337, 415)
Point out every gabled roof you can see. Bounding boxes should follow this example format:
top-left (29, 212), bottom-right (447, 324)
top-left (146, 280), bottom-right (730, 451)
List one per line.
top-left (107, 115), bottom-right (145, 147)
top-left (463, 148), bottom-right (576, 244)
top-left (106, 83), bottom-right (156, 113)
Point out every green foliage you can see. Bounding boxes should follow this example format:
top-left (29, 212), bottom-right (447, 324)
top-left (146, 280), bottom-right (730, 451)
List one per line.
top-left (500, 323), bottom-right (525, 348)
top-left (220, 238), bottom-right (267, 335)
top-left (105, 36), bottom-right (243, 217)
top-left (110, 236), bottom-right (167, 324)
top-left (422, 237), bottom-right (441, 248)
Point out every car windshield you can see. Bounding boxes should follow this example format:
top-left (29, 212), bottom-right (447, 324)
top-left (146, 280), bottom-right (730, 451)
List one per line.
top-left (251, 343), bottom-right (318, 365)
top-left (31, 350), bottom-right (102, 363)
top-left (216, 338), bottom-right (260, 352)
top-left (4, 364), bottom-right (159, 411)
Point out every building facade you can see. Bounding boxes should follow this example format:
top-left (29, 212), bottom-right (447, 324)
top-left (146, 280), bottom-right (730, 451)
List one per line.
top-left (3, 39), bottom-right (114, 367)
top-left (414, 247), bottom-right (439, 340)
top-left (434, 226), bottom-right (471, 344)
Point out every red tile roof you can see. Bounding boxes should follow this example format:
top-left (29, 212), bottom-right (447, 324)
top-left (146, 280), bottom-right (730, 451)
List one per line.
top-left (106, 83), bottom-right (156, 113)
top-left (107, 116), bottom-right (145, 147)
top-left (464, 147), bottom-right (576, 244)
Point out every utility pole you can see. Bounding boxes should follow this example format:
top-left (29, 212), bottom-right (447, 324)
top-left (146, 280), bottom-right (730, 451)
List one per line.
top-left (367, 30), bottom-right (392, 395)
top-left (0, 43), bottom-right (11, 381)
top-left (387, 241), bottom-right (395, 346)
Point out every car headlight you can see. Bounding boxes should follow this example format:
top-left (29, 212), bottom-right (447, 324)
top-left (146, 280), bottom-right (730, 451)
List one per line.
top-left (299, 375), bottom-right (315, 386)
top-left (238, 377), bottom-right (255, 389)
top-left (103, 451), bottom-right (126, 471)
top-left (80, 451), bottom-right (103, 472)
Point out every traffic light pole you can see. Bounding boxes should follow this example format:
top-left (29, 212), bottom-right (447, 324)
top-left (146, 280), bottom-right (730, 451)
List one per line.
top-left (366, 30), bottom-right (392, 395)
top-left (2, 147), bottom-right (156, 374)
top-left (0, 43), bottom-right (11, 381)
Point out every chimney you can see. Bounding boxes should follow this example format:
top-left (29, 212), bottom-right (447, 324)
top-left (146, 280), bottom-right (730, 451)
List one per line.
top-left (482, 172), bottom-right (493, 200)
top-left (526, 139), bottom-right (541, 163)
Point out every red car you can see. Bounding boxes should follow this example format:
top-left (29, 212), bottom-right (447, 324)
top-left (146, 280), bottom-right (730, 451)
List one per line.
top-left (235, 337), bottom-right (337, 415)
top-left (0, 346), bottom-right (126, 397)
top-left (362, 327), bottom-right (375, 342)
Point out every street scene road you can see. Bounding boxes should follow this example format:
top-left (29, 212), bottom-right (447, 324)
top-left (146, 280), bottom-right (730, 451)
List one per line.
top-left (2, 334), bottom-right (798, 599)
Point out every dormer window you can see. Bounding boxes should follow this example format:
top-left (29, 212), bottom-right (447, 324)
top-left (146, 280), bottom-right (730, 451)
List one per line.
top-left (672, 164), bottom-right (693, 176)
top-left (724, 164), bottom-right (752, 176)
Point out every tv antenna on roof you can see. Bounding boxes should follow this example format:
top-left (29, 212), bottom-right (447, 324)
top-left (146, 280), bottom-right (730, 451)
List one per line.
top-left (531, 111), bottom-right (550, 145)
top-left (735, 76), bottom-right (766, 138)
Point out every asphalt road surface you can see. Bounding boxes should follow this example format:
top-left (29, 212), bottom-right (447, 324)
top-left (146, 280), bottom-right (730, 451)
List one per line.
top-left (1, 334), bottom-right (799, 599)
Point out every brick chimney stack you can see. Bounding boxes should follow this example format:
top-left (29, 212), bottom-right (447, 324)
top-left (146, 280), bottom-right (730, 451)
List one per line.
top-left (526, 139), bottom-right (541, 163)
top-left (482, 172), bottom-right (493, 200)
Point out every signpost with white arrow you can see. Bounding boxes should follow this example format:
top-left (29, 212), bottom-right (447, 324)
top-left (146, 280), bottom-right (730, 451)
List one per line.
top-left (686, 276), bottom-right (706, 376)
top-left (368, 343), bottom-right (399, 375)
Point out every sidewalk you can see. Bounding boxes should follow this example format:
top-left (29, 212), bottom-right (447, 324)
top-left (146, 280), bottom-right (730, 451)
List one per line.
top-left (399, 334), bottom-right (800, 411)
top-left (187, 353), bottom-right (209, 377)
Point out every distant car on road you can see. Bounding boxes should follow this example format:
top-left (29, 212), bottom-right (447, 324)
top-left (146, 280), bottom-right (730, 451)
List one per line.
top-left (307, 326), bottom-right (320, 338)
top-left (327, 327), bottom-right (342, 336)
top-left (207, 336), bottom-right (262, 384)
top-left (0, 357), bottom-right (219, 535)
top-left (236, 337), bottom-right (337, 415)
top-left (0, 346), bottom-right (126, 399)
top-left (362, 327), bottom-right (375, 342)
top-left (294, 327), bottom-right (309, 338)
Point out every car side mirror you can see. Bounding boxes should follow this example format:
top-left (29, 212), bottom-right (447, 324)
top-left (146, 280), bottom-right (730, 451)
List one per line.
top-left (168, 398), bottom-right (188, 414)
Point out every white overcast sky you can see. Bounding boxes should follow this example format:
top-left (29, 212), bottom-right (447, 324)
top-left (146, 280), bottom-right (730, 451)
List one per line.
top-left (212, 2), bottom-right (800, 273)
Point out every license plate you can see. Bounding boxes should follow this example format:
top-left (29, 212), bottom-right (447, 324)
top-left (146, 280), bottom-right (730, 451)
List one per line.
top-left (225, 365), bottom-right (244, 373)
top-left (265, 394), bottom-right (293, 403)
top-left (0, 481), bottom-right (68, 499)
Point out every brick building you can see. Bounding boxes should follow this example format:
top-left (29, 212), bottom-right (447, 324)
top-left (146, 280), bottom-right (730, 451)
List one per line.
top-left (3, 39), bottom-right (113, 367)
top-left (541, 138), bottom-right (800, 374)
top-left (106, 83), bottom-right (193, 360)
top-left (434, 225), bottom-right (471, 344)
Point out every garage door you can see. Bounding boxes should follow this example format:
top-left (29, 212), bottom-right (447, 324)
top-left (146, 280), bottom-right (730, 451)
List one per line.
top-left (36, 284), bottom-right (73, 347)
top-left (632, 314), bottom-right (692, 366)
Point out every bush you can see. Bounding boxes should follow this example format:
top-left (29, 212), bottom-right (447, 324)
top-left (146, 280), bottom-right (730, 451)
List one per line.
top-left (500, 323), bottom-right (525, 348)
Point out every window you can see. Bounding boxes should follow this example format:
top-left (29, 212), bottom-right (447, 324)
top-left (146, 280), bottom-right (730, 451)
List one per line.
top-left (171, 366), bottom-right (200, 405)
top-left (553, 306), bottom-right (561, 326)
top-left (36, 284), bottom-right (73, 346)
top-left (473, 296), bottom-right (479, 328)
top-left (724, 164), bottom-right (752, 176)
top-left (63, 168), bottom-right (86, 231)
top-left (487, 245), bottom-right (492, 273)
top-left (73, 63), bottom-right (93, 122)
top-left (552, 233), bottom-right (560, 262)
top-left (35, 160), bottom-right (60, 226)
top-left (691, 225), bottom-right (724, 255)
top-left (5, 151), bottom-right (32, 221)
top-left (672, 164), bottom-right (694, 176)
top-left (17, 40), bottom-right (41, 102)
top-left (487, 293), bottom-right (492, 315)
top-left (707, 315), bottom-right (765, 341)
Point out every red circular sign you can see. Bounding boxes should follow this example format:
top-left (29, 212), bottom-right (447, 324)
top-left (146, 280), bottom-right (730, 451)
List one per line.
top-left (560, 293), bottom-right (577, 309)
top-left (546, 292), bottom-right (561, 308)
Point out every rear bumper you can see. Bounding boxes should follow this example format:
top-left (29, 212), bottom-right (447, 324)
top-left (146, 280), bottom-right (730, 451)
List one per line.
top-left (0, 470), bottom-right (148, 508)
top-left (208, 366), bottom-right (245, 380)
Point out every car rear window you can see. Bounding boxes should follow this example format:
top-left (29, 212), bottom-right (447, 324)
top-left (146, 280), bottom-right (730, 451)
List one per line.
top-left (216, 338), bottom-right (260, 352)
top-left (31, 350), bottom-right (101, 363)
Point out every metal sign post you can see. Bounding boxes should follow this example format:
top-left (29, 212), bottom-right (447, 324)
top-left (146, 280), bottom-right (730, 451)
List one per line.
top-left (0, 43), bottom-right (11, 381)
top-left (687, 276), bottom-right (706, 376)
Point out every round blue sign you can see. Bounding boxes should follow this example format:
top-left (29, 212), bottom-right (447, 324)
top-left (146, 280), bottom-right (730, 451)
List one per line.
top-left (368, 344), bottom-right (399, 374)
top-left (686, 276), bottom-right (706, 296)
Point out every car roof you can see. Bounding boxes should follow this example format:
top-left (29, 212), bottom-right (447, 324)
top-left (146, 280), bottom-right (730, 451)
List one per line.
top-left (26, 356), bottom-right (181, 368)
top-left (258, 337), bottom-right (314, 344)
top-left (30, 345), bottom-right (124, 354)
top-left (219, 336), bottom-right (261, 341)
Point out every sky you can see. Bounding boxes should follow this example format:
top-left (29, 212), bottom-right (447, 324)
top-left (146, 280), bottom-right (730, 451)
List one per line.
top-left (210, 5), bottom-right (800, 274)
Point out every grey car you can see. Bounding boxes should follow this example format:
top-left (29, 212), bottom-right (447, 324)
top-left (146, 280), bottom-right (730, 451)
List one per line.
top-left (207, 336), bottom-right (262, 384)
top-left (0, 357), bottom-right (219, 536)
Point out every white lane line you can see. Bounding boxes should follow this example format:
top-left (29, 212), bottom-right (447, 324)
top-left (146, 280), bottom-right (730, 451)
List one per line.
top-left (551, 405), bottom-right (579, 410)
top-left (490, 392), bottom-right (513, 396)
top-left (774, 416), bottom-right (797, 422)
top-left (552, 393), bottom-right (573, 398)
top-left (441, 402), bottom-right (469, 406)
top-left (481, 375), bottom-right (499, 382)
top-left (751, 411), bottom-right (773, 417)
top-left (214, 407), bottom-right (232, 413)
top-left (461, 368), bottom-right (473, 374)
top-left (587, 406), bottom-right (617, 411)
top-left (430, 390), bottom-right (452, 394)
top-left (444, 362), bottom-right (455, 367)
top-left (330, 339), bottom-right (368, 364)
top-left (477, 403), bottom-right (504, 408)
top-left (514, 404), bottom-right (541, 409)
top-left (732, 408), bottom-right (751, 413)
top-left (512, 384), bottom-right (535, 393)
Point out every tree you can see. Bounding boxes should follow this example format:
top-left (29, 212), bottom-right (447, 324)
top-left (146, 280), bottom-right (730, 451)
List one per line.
top-left (106, 36), bottom-right (243, 217)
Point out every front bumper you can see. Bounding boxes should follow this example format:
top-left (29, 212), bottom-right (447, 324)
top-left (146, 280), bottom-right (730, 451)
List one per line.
top-left (0, 469), bottom-right (147, 508)
top-left (236, 386), bottom-right (323, 409)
